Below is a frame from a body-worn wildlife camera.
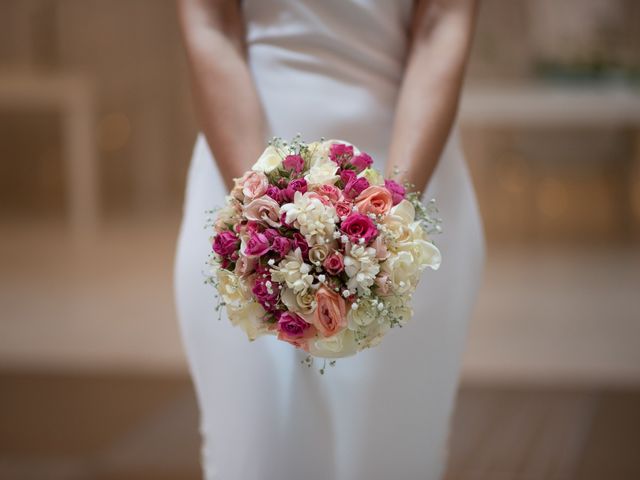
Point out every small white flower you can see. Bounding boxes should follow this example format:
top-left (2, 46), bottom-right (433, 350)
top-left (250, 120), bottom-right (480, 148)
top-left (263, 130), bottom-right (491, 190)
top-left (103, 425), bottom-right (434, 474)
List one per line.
top-left (318, 274), bottom-right (326, 283)
top-left (342, 289), bottom-right (351, 297)
top-left (344, 244), bottom-right (380, 295)
top-left (270, 248), bottom-right (314, 294)
top-left (280, 191), bottom-right (338, 246)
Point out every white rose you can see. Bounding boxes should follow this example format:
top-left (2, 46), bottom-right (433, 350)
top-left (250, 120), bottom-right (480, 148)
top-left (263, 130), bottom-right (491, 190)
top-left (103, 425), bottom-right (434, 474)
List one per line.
top-left (347, 299), bottom-right (377, 328)
top-left (252, 145), bottom-right (283, 173)
top-left (389, 200), bottom-right (416, 223)
top-left (381, 250), bottom-right (419, 294)
top-left (309, 329), bottom-right (358, 358)
top-left (358, 168), bottom-right (384, 186)
top-left (227, 301), bottom-right (268, 341)
top-left (397, 223), bottom-right (442, 271)
top-left (304, 157), bottom-right (339, 185)
top-left (217, 269), bottom-right (250, 306)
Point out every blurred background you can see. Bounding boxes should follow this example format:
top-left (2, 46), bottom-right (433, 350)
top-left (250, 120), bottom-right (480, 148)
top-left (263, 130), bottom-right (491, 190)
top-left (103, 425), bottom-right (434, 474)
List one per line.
top-left (1, 0), bottom-right (639, 479)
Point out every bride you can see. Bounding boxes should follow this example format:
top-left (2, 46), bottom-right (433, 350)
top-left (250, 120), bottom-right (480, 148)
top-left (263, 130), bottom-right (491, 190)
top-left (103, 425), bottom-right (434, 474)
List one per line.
top-left (174, 1), bottom-right (484, 479)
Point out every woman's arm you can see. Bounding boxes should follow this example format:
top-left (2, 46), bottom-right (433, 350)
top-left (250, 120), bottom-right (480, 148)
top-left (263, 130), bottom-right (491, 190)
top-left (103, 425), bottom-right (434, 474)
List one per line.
top-left (177, 0), bottom-right (267, 190)
top-left (386, 0), bottom-right (479, 193)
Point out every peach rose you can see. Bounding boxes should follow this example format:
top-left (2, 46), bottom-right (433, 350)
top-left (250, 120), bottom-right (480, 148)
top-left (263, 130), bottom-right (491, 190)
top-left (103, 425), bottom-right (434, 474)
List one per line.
top-left (355, 185), bottom-right (393, 216)
top-left (313, 286), bottom-right (347, 337)
top-left (241, 171), bottom-right (269, 200)
top-left (244, 196), bottom-right (281, 228)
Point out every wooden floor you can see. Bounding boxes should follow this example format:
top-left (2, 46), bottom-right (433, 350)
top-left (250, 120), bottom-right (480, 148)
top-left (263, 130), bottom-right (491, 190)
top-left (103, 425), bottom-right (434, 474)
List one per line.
top-left (1, 372), bottom-right (639, 480)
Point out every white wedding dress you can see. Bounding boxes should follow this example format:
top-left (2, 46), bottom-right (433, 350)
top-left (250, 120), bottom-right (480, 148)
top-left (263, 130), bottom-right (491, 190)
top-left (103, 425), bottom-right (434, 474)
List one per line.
top-left (174, 1), bottom-right (485, 479)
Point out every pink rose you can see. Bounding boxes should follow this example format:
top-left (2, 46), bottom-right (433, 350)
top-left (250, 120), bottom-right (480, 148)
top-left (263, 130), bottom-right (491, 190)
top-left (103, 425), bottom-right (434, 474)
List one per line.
top-left (244, 196), bottom-right (281, 228)
top-left (234, 255), bottom-right (257, 277)
top-left (266, 185), bottom-right (283, 203)
top-left (335, 201), bottom-right (353, 219)
top-left (271, 236), bottom-right (291, 258)
top-left (340, 212), bottom-right (378, 244)
top-left (314, 184), bottom-right (342, 204)
top-left (384, 179), bottom-right (406, 206)
top-left (241, 171), bottom-right (269, 200)
top-left (277, 311), bottom-right (312, 340)
top-left (323, 252), bottom-right (344, 275)
top-left (243, 221), bottom-right (263, 237)
top-left (329, 143), bottom-right (354, 165)
top-left (355, 185), bottom-right (393, 216)
top-left (313, 287), bottom-right (347, 337)
top-left (341, 170), bottom-right (370, 200)
top-left (252, 275), bottom-right (280, 311)
top-left (282, 178), bottom-right (308, 203)
top-left (263, 228), bottom-right (280, 242)
top-left (283, 154), bottom-right (304, 174)
top-left (243, 232), bottom-right (271, 257)
top-left (292, 233), bottom-right (310, 260)
top-left (212, 231), bottom-right (239, 257)
top-left (350, 152), bottom-right (373, 172)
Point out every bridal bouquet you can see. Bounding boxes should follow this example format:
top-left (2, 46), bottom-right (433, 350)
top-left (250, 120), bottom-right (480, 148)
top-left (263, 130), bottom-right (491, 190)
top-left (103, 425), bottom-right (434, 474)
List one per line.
top-left (205, 137), bottom-right (441, 362)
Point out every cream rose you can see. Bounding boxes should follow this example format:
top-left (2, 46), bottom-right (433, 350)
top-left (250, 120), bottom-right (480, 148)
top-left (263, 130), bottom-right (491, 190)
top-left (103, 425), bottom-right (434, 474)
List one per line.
top-left (281, 287), bottom-right (317, 318)
top-left (227, 301), bottom-right (268, 341)
top-left (216, 269), bottom-right (250, 306)
top-left (252, 145), bottom-right (283, 173)
top-left (308, 329), bottom-right (358, 358)
top-left (308, 244), bottom-right (329, 266)
top-left (380, 250), bottom-right (419, 294)
top-left (304, 157), bottom-right (340, 185)
top-left (358, 167), bottom-right (384, 186)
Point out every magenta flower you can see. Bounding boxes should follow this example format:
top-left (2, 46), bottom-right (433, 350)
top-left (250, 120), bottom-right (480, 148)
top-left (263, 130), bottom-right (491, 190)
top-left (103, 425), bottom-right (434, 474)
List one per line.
top-left (350, 152), bottom-right (373, 172)
top-left (291, 232), bottom-right (310, 259)
top-left (212, 231), bottom-right (239, 257)
top-left (277, 311), bottom-right (311, 339)
top-left (244, 232), bottom-right (271, 257)
top-left (341, 170), bottom-right (370, 199)
top-left (266, 185), bottom-right (283, 203)
top-left (329, 143), bottom-right (354, 165)
top-left (252, 275), bottom-right (280, 312)
top-left (271, 236), bottom-right (292, 258)
top-left (340, 212), bottom-right (378, 244)
top-left (283, 154), bottom-right (304, 174)
top-left (282, 178), bottom-right (308, 203)
top-left (384, 179), bottom-right (406, 206)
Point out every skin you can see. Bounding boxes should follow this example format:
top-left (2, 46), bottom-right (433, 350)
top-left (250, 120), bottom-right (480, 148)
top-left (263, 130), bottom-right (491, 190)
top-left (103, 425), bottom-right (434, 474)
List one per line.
top-left (387, 0), bottom-right (479, 192)
top-left (177, 0), bottom-right (479, 194)
top-left (177, 0), bottom-right (267, 191)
